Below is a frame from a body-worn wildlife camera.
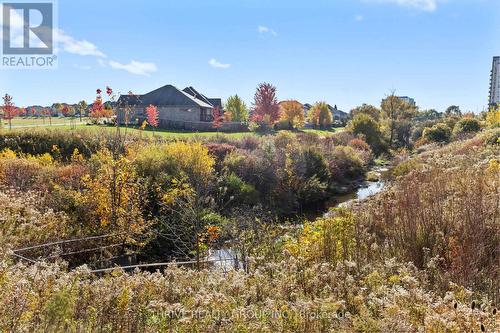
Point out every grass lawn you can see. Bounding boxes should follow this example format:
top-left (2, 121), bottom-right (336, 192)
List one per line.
top-left (3, 117), bottom-right (89, 128)
top-left (1, 118), bottom-right (344, 139)
top-left (302, 127), bottom-right (344, 136)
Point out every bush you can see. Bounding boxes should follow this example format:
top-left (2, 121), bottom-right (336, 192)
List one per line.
top-left (222, 172), bottom-right (259, 206)
top-left (204, 142), bottom-right (236, 168)
top-left (484, 130), bottom-right (500, 145)
top-left (133, 141), bottom-right (215, 187)
top-left (0, 154), bottom-right (53, 191)
top-left (348, 114), bottom-right (386, 154)
top-left (391, 158), bottom-right (423, 177)
top-left (422, 123), bottom-right (452, 143)
top-left (453, 118), bottom-right (481, 136)
top-left (347, 138), bottom-right (370, 152)
top-left (325, 131), bottom-right (355, 146)
top-left (327, 146), bottom-right (365, 181)
top-left (0, 129), bottom-right (106, 160)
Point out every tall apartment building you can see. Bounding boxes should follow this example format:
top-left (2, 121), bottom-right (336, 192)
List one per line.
top-left (381, 96), bottom-right (416, 107)
top-left (489, 56), bottom-right (500, 106)
top-left (397, 96), bottom-right (416, 107)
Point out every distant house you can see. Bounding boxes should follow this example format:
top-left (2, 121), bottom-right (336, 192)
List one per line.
top-left (328, 104), bottom-right (349, 123)
top-left (302, 102), bottom-right (349, 125)
top-left (116, 85), bottom-right (244, 131)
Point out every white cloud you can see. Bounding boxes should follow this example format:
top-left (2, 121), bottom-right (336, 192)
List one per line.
top-left (55, 29), bottom-right (106, 57)
top-left (363, 0), bottom-right (441, 11)
top-left (355, 15), bottom-right (364, 21)
top-left (108, 60), bottom-right (158, 76)
top-left (97, 59), bottom-right (107, 67)
top-left (1, 4), bottom-right (157, 75)
top-left (258, 25), bottom-right (277, 36)
top-left (208, 58), bottom-right (231, 69)
top-left (1, 6), bottom-right (105, 56)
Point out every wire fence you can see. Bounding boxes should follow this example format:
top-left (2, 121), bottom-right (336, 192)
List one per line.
top-left (89, 257), bottom-right (239, 274)
top-left (10, 235), bottom-right (243, 274)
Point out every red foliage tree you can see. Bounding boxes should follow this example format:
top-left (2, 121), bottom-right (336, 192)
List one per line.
top-left (90, 88), bottom-right (115, 124)
top-left (61, 104), bottom-right (70, 117)
top-left (251, 83), bottom-right (280, 126)
top-left (2, 94), bottom-right (18, 129)
top-left (212, 107), bottom-right (224, 130)
top-left (90, 98), bottom-right (103, 120)
top-left (41, 108), bottom-right (52, 125)
top-left (146, 104), bottom-right (159, 128)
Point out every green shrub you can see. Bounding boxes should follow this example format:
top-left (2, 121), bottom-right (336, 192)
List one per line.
top-left (484, 130), bottom-right (500, 145)
top-left (348, 114), bottom-right (386, 154)
top-left (422, 123), bottom-right (452, 143)
top-left (453, 118), bottom-right (481, 135)
top-left (0, 129), bottom-right (107, 160)
top-left (222, 172), bottom-right (259, 206)
top-left (297, 174), bottom-right (328, 204)
top-left (327, 146), bottom-right (365, 180)
top-left (392, 159), bottom-right (423, 177)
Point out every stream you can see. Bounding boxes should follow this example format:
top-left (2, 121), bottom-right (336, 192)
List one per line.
top-left (323, 165), bottom-right (390, 215)
top-left (208, 165), bottom-right (391, 270)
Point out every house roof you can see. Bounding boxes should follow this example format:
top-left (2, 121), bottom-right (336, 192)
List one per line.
top-left (118, 85), bottom-right (214, 109)
top-left (183, 86), bottom-right (222, 109)
top-left (117, 94), bottom-right (142, 106)
top-left (143, 85), bottom-right (213, 108)
top-left (207, 98), bottom-right (222, 109)
top-left (182, 86), bottom-right (211, 105)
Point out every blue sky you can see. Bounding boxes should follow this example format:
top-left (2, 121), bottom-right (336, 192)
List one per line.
top-left (2, 0), bottom-right (500, 113)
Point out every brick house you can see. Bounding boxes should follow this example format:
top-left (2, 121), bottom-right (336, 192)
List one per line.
top-left (116, 84), bottom-right (245, 131)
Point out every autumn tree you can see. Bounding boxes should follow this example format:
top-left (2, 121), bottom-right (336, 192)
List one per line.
top-left (416, 109), bottom-right (442, 121)
top-left (308, 102), bottom-right (332, 129)
top-left (348, 113), bottom-right (386, 154)
top-left (61, 104), bottom-right (71, 117)
top-left (77, 100), bottom-right (87, 122)
top-left (84, 149), bottom-right (148, 250)
top-left (279, 100), bottom-right (305, 129)
top-left (350, 104), bottom-right (382, 121)
top-left (90, 89), bottom-right (106, 124)
top-left (2, 94), bottom-right (18, 129)
top-left (445, 105), bottom-right (462, 117)
top-left (486, 105), bottom-right (500, 127)
top-left (90, 88), bottom-right (115, 125)
top-left (212, 107), bottom-right (224, 130)
top-left (381, 93), bottom-right (417, 148)
top-left (41, 107), bottom-right (51, 125)
top-left (251, 83), bottom-right (280, 128)
top-left (62, 105), bottom-right (77, 129)
top-left (53, 103), bottom-right (63, 117)
top-left (224, 95), bottom-right (248, 122)
top-left (146, 104), bottom-right (159, 131)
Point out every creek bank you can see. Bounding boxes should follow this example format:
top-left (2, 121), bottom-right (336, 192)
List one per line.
top-left (208, 165), bottom-right (392, 269)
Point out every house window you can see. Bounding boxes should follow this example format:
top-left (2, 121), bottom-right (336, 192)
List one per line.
top-left (200, 108), bottom-right (213, 122)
